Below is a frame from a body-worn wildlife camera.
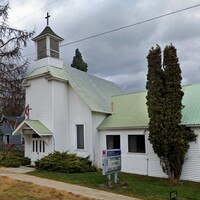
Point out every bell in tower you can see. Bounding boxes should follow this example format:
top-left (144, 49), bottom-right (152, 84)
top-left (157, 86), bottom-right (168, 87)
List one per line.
top-left (32, 13), bottom-right (64, 68)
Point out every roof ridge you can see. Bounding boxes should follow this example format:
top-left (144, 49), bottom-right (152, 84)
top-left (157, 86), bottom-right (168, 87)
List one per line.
top-left (63, 65), bottom-right (121, 86)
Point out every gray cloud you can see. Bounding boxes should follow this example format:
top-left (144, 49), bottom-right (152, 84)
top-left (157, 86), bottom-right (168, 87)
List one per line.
top-left (8, 0), bottom-right (200, 92)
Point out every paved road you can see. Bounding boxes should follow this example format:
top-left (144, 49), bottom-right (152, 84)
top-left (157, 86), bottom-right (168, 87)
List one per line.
top-left (0, 167), bottom-right (140, 200)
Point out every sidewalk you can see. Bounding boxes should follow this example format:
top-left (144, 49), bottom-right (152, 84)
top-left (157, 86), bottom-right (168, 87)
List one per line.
top-left (0, 167), bottom-right (140, 200)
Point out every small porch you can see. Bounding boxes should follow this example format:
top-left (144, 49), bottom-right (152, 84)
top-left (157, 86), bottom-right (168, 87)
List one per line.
top-left (13, 120), bottom-right (53, 163)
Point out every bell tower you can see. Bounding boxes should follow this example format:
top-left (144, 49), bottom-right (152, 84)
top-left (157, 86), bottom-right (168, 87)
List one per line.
top-left (32, 13), bottom-right (64, 68)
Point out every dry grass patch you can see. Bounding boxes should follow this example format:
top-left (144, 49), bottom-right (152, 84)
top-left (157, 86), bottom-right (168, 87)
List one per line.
top-left (0, 176), bottom-right (95, 200)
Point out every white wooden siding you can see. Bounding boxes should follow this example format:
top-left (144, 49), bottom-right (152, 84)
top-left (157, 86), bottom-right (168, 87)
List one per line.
top-left (68, 85), bottom-right (93, 158)
top-left (180, 128), bottom-right (200, 182)
top-left (26, 78), bottom-right (53, 130)
top-left (100, 129), bottom-right (200, 181)
top-left (52, 80), bottom-right (69, 152)
top-left (92, 112), bottom-right (107, 166)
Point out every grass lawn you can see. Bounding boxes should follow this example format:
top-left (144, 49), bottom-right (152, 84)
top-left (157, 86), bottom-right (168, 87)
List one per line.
top-left (29, 170), bottom-right (200, 200)
top-left (0, 176), bottom-right (93, 200)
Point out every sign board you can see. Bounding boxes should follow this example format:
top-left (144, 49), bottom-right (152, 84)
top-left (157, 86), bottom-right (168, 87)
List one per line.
top-left (102, 149), bottom-right (121, 175)
top-left (170, 190), bottom-right (178, 200)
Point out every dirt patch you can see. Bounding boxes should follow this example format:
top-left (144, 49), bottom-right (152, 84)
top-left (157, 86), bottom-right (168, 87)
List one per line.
top-left (0, 176), bottom-right (96, 200)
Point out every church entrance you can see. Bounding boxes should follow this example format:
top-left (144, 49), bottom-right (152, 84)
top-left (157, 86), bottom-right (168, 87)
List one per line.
top-left (32, 134), bottom-right (46, 161)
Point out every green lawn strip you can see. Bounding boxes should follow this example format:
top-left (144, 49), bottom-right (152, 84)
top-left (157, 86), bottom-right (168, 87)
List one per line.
top-left (28, 170), bottom-right (200, 200)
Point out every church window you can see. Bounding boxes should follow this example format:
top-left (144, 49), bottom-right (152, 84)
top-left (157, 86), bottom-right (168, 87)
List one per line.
top-left (106, 135), bottom-right (120, 149)
top-left (43, 141), bottom-right (45, 152)
top-left (37, 38), bottom-right (46, 59)
top-left (35, 140), bottom-right (38, 152)
top-left (39, 140), bottom-right (42, 152)
top-left (32, 140), bottom-right (35, 152)
top-left (50, 38), bottom-right (59, 58)
top-left (76, 124), bottom-right (84, 149)
top-left (32, 138), bottom-right (46, 153)
top-left (128, 135), bottom-right (146, 153)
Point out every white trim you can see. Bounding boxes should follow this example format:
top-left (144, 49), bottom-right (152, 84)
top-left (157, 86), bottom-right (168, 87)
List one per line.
top-left (12, 120), bottom-right (53, 136)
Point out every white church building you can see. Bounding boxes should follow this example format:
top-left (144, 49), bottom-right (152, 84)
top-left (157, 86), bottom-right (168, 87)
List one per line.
top-left (13, 23), bottom-right (200, 182)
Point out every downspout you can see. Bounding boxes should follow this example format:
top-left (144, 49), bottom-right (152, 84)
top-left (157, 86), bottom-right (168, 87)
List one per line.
top-left (52, 81), bottom-right (55, 151)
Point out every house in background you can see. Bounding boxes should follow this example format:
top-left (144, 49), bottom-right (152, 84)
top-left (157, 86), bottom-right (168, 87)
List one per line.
top-left (0, 116), bottom-right (23, 152)
top-left (13, 22), bottom-right (200, 183)
top-left (0, 116), bottom-right (22, 145)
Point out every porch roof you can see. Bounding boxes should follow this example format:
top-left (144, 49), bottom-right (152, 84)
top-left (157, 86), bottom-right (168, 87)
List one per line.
top-left (13, 120), bottom-right (53, 136)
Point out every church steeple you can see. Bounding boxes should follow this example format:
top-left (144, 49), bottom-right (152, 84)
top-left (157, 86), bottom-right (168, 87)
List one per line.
top-left (32, 13), bottom-right (64, 68)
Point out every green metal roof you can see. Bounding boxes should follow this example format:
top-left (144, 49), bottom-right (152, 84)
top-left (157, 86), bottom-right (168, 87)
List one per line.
top-left (25, 66), bottom-right (123, 114)
top-left (32, 26), bottom-right (63, 41)
top-left (98, 92), bottom-right (149, 130)
top-left (25, 120), bottom-right (53, 135)
top-left (98, 83), bottom-right (200, 130)
top-left (181, 84), bottom-right (200, 125)
top-left (13, 120), bottom-right (53, 136)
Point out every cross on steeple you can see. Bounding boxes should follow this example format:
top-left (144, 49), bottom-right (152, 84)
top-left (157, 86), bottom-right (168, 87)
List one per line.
top-left (45, 12), bottom-right (50, 26)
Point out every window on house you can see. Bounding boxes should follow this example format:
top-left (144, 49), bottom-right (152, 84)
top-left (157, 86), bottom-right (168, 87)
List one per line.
top-left (3, 135), bottom-right (9, 144)
top-left (76, 124), bottom-right (84, 149)
top-left (0, 135), bottom-right (3, 143)
top-left (37, 38), bottom-right (46, 59)
top-left (106, 135), bottom-right (120, 149)
top-left (50, 38), bottom-right (59, 58)
top-left (128, 135), bottom-right (146, 153)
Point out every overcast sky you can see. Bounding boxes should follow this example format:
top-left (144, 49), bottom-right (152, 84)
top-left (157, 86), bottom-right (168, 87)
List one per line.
top-left (6, 0), bottom-right (200, 92)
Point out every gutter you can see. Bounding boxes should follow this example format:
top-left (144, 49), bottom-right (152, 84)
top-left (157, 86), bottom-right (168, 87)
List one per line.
top-left (98, 126), bottom-right (149, 131)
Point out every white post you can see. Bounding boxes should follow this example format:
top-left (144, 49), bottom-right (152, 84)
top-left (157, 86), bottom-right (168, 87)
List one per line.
top-left (114, 172), bottom-right (118, 183)
top-left (107, 174), bottom-right (111, 186)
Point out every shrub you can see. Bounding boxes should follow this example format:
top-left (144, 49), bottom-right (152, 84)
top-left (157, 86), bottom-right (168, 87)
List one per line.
top-left (0, 153), bottom-right (31, 167)
top-left (35, 151), bottom-right (96, 173)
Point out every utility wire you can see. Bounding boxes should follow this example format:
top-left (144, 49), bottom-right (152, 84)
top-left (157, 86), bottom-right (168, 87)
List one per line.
top-left (60, 3), bottom-right (200, 47)
top-left (11, 0), bottom-right (59, 25)
top-left (23, 3), bottom-right (200, 58)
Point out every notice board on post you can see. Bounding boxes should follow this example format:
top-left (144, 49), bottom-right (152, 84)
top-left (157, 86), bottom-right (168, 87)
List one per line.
top-left (102, 149), bottom-right (121, 175)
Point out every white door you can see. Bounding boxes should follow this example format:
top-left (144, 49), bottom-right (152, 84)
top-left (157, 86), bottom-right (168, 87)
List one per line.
top-left (32, 138), bottom-right (46, 161)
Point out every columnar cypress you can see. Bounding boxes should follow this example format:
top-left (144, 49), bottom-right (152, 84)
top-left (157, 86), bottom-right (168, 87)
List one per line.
top-left (146, 45), bottom-right (165, 157)
top-left (146, 44), bottom-right (197, 180)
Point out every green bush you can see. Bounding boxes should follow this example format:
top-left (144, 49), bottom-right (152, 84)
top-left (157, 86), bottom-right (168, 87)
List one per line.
top-left (0, 153), bottom-right (31, 167)
top-left (35, 151), bottom-right (96, 173)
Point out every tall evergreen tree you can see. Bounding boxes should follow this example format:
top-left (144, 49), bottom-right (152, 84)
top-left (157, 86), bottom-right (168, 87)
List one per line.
top-left (71, 49), bottom-right (88, 72)
top-left (146, 44), bottom-right (197, 180)
top-left (146, 45), bottom-right (165, 157)
top-left (0, 3), bottom-right (34, 116)
top-left (162, 44), bottom-right (196, 179)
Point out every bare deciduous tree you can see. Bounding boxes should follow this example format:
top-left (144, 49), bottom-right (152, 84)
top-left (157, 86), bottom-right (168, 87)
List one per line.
top-left (0, 3), bottom-right (34, 116)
